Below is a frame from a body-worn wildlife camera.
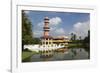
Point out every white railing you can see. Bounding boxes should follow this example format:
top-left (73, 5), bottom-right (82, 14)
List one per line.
top-left (24, 44), bottom-right (65, 52)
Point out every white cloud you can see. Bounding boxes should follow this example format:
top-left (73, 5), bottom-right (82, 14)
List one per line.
top-left (37, 22), bottom-right (43, 27)
top-left (71, 21), bottom-right (90, 39)
top-left (74, 22), bottom-right (82, 28)
top-left (49, 17), bottom-right (62, 26)
top-left (49, 28), bottom-right (65, 37)
top-left (24, 11), bottom-right (30, 14)
top-left (33, 30), bottom-right (43, 37)
top-left (55, 28), bottom-right (65, 35)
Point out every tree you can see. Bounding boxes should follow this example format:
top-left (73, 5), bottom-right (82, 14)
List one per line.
top-left (79, 36), bottom-right (82, 40)
top-left (33, 38), bottom-right (41, 44)
top-left (88, 30), bottom-right (90, 43)
top-left (22, 10), bottom-right (33, 50)
top-left (84, 30), bottom-right (90, 43)
top-left (73, 34), bottom-right (76, 40)
top-left (70, 33), bottom-right (76, 41)
top-left (82, 30), bottom-right (90, 48)
top-left (70, 33), bottom-right (74, 40)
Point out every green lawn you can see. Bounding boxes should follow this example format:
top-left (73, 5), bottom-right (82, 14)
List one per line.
top-left (22, 50), bottom-right (38, 61)
top-left (22, 51), bottom-right (33, 60)
top-left (67, 43), bottom-right (84, 48)
top-left (67, 43), bottom-right (89, 49)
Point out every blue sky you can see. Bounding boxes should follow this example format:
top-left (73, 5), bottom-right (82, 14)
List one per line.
top-left (24, 10), bottom-right (90, 39)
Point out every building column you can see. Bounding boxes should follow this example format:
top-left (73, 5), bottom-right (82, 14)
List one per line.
top-left (51, 39), bottom-right (53, 45)
top-left (48, 38), bottom-right (49, 46)
top-left (49, 39), bottom-right (51, 45)
top-left (42, 39), bottom-right (43, 45)
top-left (44, 38), bottom-right (46, 47)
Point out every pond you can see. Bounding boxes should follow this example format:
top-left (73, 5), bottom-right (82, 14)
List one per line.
top-left (23, 47), bottom-right (90, 62)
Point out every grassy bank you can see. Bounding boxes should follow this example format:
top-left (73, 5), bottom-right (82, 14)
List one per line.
top-left (67, 43), bottom-right (83, 48)
top-left (22, 49), bottom-right (38, 62)
top-left (67, 43), bottom-right (89, 48)
top-left (22, 51), bottom-right (33, 60)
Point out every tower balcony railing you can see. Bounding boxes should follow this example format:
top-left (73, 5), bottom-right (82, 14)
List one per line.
top-left (43, 27), bottom-right (50, 29)
top-left (44, 21), bottom-right (49, 23)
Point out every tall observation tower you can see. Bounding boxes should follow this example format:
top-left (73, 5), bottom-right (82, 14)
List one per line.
top-left (41, 17), bottom-right (53, 47)
top-left (43, 17), bottom-right (50, 38)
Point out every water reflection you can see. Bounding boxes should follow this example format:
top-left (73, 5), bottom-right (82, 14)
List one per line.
top-left (28, 48), bottom-right (89, 62)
